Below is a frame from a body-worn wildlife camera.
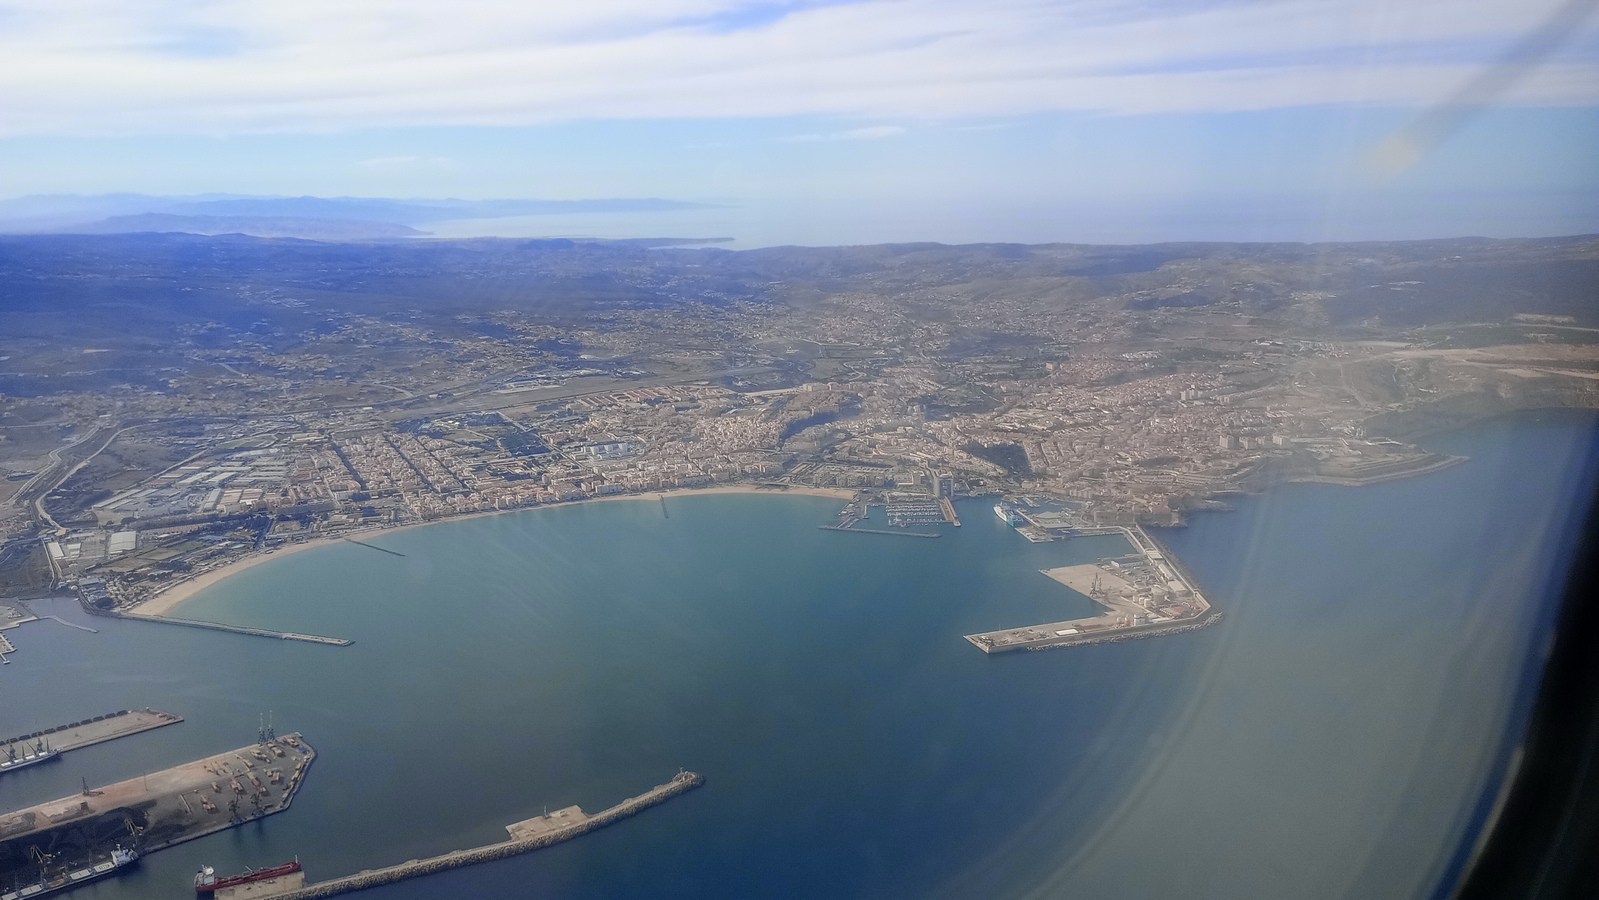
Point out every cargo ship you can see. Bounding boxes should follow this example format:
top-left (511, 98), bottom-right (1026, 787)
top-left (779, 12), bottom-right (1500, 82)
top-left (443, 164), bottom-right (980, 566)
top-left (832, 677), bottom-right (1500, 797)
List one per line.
top-left (0, 740), bottom-right (59, 775)
top-left (194, 859), bottom-right (301, 894)
top-left (1, 845), bottom-right (137, 899)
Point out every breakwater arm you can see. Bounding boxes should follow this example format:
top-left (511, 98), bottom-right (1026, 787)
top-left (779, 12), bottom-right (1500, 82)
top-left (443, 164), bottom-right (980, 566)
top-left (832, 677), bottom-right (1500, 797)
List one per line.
top-left (818, 525), bottom-right (940, 538)
top-left (340, 538), bottom-right (406, 557)
top-left (95, 608), bottom-right (353, 646)
top-left (275, 771), bottom-right (705, 900)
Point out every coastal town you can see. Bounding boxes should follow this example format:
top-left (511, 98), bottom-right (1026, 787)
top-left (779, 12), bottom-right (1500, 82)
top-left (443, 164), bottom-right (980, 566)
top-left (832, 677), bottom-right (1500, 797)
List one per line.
top-left (2, 235), bottom-right (1596, 622)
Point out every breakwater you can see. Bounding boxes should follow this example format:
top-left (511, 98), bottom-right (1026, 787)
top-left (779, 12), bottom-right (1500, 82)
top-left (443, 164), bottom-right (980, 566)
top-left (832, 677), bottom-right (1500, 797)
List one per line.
top-left (274, 771), bottom-right (705, 899)
top-left (98, 609), bottom-right (353, 646)
top-left (1022, 612), bottom-right (1223, 652)
top-left (818, 525), bottom-right (940, 538)
top-left (340, 538), bottom-right (406, 558)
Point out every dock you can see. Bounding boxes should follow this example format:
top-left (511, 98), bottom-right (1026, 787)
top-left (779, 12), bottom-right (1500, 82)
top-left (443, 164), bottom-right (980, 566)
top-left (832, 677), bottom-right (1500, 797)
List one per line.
top-left (1, 708), bottom-right (182, 763)
top-left (938, 497), bottom-right (961, 526)
top-left (265, 770), bottom-right (705, 899)
top-left (0, 734), bottom-right (317, 879)
top-left (965, 524), bottom-right (1217, 653)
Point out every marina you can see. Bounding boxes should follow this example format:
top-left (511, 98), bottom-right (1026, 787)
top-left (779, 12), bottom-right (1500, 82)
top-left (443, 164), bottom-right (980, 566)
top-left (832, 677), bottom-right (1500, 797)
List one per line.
top-left (820, 487), bottom-right (959, 538)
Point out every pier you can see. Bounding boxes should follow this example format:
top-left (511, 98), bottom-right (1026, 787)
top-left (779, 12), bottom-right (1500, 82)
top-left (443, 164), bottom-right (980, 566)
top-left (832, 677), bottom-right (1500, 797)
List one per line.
top-left (0, 734), bottom-right (317, 879)
top-left (965, 523), bottom-right (1215, 653)
top-left (267, 771), bottom-right (705, 900)
top-left (1, 708), bottom-right (182, 763)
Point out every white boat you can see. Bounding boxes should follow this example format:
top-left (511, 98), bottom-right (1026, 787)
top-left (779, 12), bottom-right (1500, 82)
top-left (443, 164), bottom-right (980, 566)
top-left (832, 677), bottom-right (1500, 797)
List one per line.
top-left (994, 503), bottom-right (1022, 525)
top-left (0, 741), bottom-right (60, 775)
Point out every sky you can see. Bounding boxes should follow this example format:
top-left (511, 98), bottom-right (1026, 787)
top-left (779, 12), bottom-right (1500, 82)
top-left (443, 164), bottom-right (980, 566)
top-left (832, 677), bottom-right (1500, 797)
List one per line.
top-left (1, 0), bottom-right (1596, 243)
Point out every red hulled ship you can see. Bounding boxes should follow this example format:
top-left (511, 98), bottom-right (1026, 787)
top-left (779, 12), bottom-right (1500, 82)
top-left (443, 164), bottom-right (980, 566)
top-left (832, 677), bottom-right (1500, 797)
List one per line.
top-left (194, 859), bottom-right (301, 893)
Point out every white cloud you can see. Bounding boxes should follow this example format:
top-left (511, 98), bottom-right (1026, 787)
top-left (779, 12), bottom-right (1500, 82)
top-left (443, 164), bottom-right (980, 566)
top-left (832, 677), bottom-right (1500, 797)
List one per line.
top-left (781, 125), bottom-right (907, 142)
top-left (0, 0), bottom-right (1594, 136)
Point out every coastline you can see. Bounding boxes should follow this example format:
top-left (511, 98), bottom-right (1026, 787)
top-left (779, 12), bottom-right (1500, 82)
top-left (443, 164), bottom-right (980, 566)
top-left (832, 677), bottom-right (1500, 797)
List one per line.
top-left (124, 484), bottom-right (855, 619)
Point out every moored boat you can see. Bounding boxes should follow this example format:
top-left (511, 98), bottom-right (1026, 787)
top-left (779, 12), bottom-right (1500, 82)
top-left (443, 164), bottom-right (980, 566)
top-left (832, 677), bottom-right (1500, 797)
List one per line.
top-left (994, 503), bottom-right (1022, 526)
top-left (194, 859), bottom-right (301, 894)
top-left (0, 740), bottom-right (59, 775)
top-left (0, 845), bottom-right (137, 900)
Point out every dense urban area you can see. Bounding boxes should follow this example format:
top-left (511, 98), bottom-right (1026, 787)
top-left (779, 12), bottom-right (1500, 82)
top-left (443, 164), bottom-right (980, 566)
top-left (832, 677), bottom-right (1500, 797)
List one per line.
top-left (1, 232), bottom-right (1596, 611)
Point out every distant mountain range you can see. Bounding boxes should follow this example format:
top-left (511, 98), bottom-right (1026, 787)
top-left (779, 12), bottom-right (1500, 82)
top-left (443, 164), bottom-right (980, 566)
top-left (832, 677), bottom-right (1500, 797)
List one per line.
top-left (68, 214), bottom-right (426, 241)
top-left (0, 194), bottom-right (713, 241)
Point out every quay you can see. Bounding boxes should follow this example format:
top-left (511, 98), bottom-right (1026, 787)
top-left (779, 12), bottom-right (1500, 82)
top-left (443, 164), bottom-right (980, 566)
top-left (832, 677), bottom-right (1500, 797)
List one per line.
top-left (818, 525), bottom-right (940, 539)
top-left (1, 708), bottom-right (182, 762)
top-left (0, 734), bottom-right (317, 879)
top-left (265, 770), bottom-right (705, 900)
top-left (966, 523), bottom-right (1215, 654)
top-left (111, 612), bottom-right (353, 646)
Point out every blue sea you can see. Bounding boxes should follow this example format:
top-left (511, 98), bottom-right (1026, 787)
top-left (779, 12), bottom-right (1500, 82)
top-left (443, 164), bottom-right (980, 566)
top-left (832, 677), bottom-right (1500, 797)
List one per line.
top-left (2, 409), bottom-right (1596, 899)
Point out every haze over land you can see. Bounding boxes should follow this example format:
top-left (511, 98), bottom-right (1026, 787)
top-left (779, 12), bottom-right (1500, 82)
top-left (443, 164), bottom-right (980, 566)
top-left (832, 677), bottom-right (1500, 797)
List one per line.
top-left (3, 2), bottom-right (1598, 897)
top-left (1, 229), bottom-right (1594, 604)
top-left (0, 195), bottom-right (715, 243)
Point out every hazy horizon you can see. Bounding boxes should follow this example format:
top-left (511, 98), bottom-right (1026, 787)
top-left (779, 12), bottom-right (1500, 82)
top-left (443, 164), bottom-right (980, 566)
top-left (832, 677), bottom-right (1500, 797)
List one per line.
top-left (2, 1), bottom-right (1596, 246)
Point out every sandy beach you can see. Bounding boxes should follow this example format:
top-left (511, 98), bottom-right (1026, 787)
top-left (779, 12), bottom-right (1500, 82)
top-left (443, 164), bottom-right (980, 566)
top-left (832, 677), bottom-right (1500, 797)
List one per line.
top-left (125, 483), bottom-right (857, 619)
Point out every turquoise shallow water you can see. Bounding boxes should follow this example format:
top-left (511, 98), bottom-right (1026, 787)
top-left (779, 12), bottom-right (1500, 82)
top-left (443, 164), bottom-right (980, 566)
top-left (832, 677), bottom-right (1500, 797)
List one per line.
top-left (2, 410), bottom-right (1596, 899)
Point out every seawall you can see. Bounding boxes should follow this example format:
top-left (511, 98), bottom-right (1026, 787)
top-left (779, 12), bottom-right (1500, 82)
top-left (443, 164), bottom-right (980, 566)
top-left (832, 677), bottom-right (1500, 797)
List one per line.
top-left (275, 771), bottom-right (705, 899)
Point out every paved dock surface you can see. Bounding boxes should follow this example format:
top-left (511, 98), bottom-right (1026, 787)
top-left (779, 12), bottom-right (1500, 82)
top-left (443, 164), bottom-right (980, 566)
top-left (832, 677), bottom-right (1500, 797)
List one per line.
top-left (966, 524), bottom-right (1215, 653)
top-left (505, 805), bottom-right (589, 840)
top-left (1, 708), bottom-right (182, 758)
top-left (0, 734), bottom-right (315, 853)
